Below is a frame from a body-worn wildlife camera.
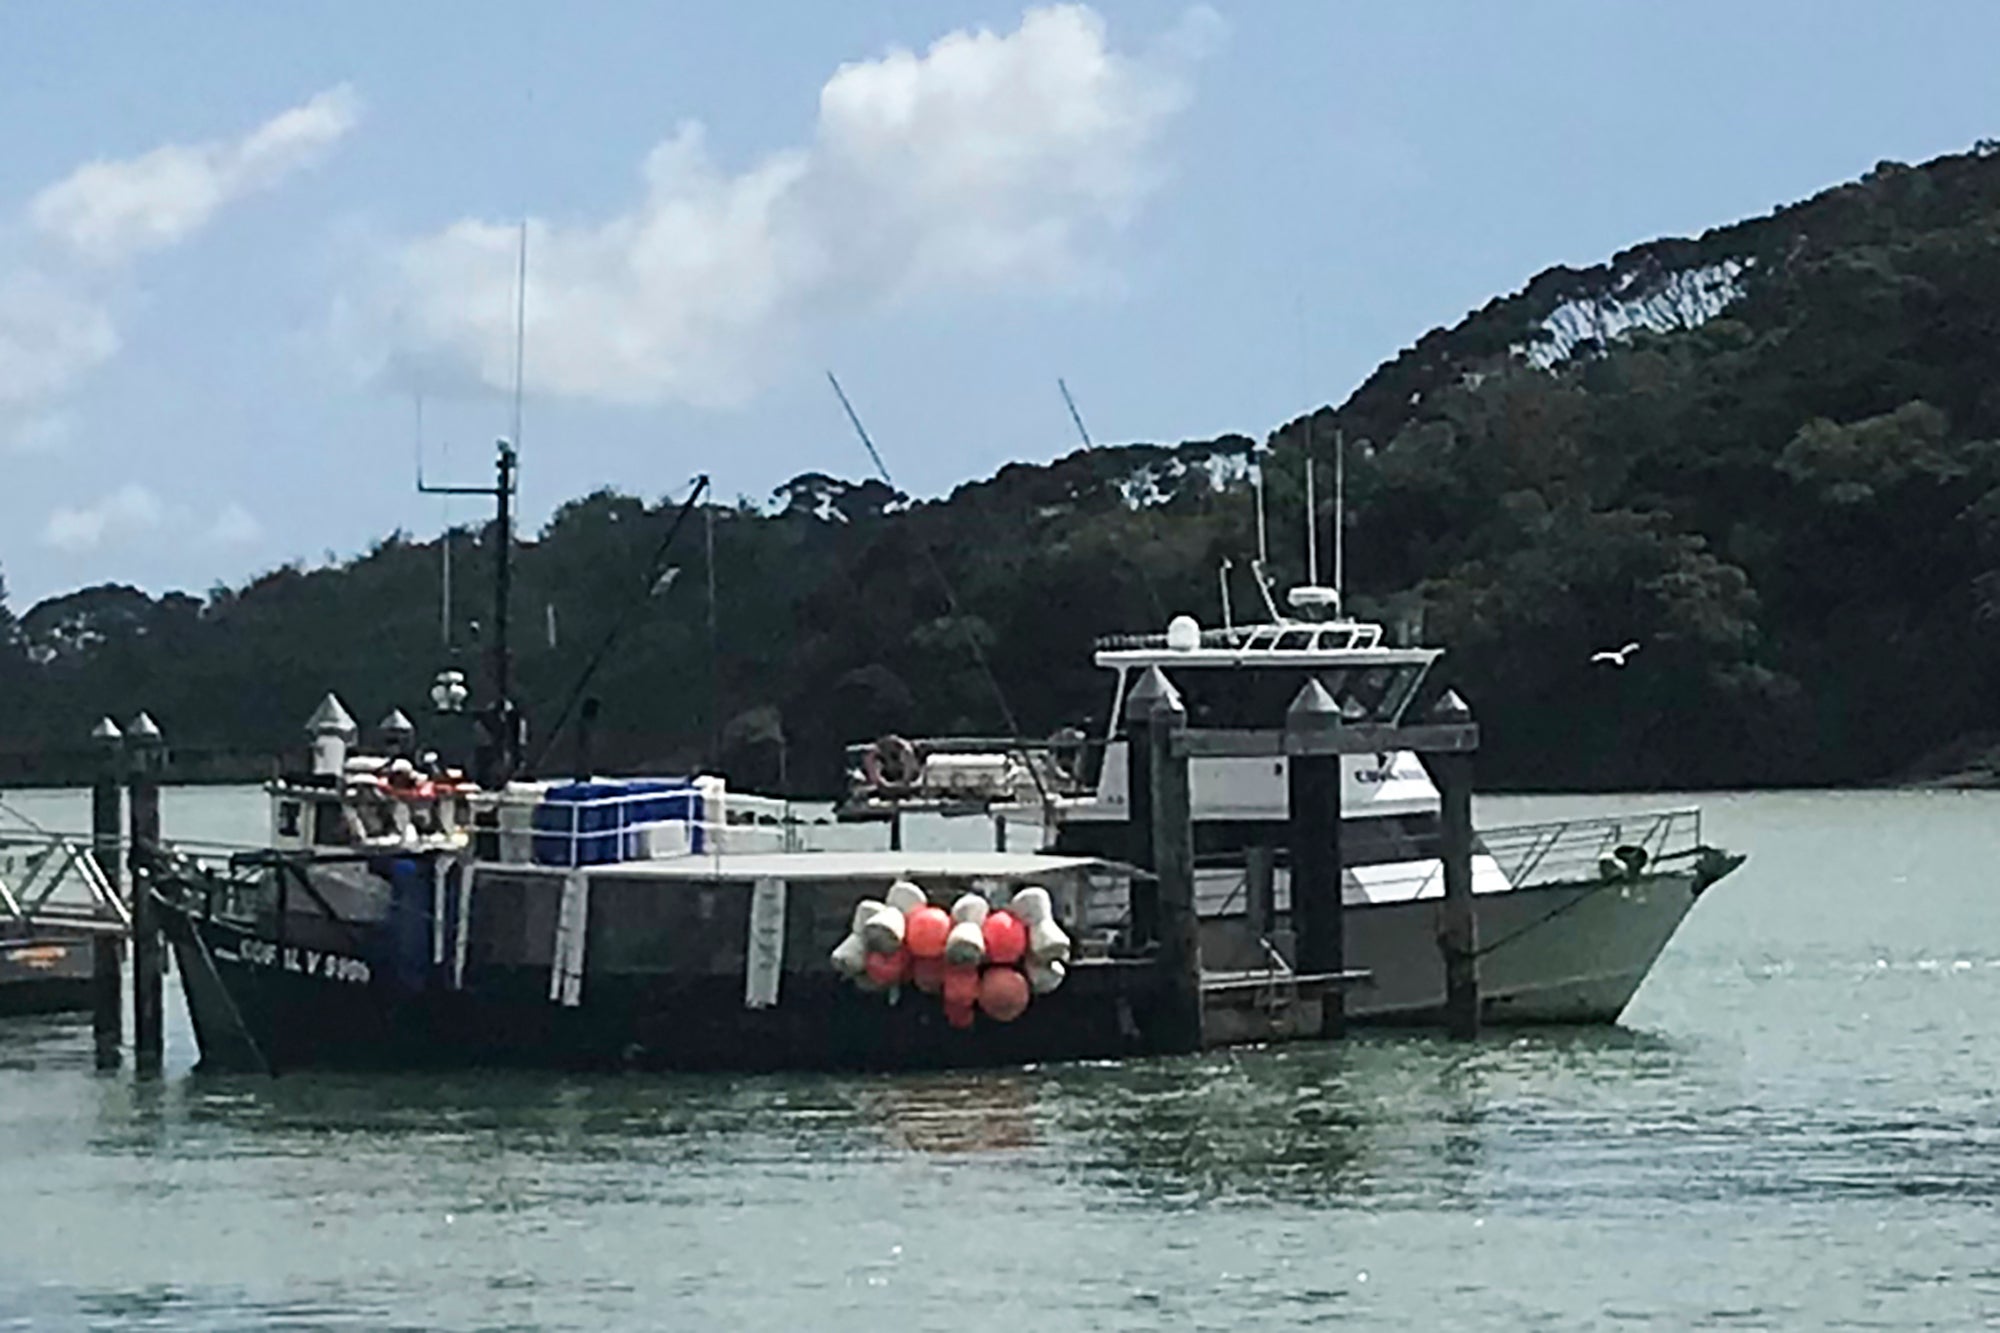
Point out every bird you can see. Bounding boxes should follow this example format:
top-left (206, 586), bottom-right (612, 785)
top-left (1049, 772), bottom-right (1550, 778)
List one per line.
top-left (1590, 641), bottom-right (1641, 667)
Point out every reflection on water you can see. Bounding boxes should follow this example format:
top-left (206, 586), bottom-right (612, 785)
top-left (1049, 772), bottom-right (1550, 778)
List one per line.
top-left (7, 788), bottom-right (2000, 1328)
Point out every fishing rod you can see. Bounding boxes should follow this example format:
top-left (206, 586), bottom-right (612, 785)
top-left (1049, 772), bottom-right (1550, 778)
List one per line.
top-left (825, 373), bottom-right (1053, 810)
top-left (524, 473), bottom-right (711, 774)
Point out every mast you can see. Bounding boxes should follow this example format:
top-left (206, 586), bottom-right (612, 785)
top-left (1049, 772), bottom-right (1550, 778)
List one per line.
top-left (421, 438), bottom-right (519, 786)
top-left (1253, 452), bottom-right (1269, 567)
top-left (1305, 449), bottom-right (1318, 588)
top-left (1334, 427), bottom-right (1345, 613)
top-left (493, 438), bottom-right (516, 765)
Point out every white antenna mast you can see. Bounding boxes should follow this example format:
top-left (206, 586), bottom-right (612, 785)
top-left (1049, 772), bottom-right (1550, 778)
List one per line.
top-left (510, 218), bottom-right (528, 453)
top-left (1253, 451), bottom-right (1270, 567)
top-left (1334, 427), bottom-right (1345, 614)
top-left (415, 393), bottom-right (455, 648)
top-left (1304, 445), bottom-right (1318, 588)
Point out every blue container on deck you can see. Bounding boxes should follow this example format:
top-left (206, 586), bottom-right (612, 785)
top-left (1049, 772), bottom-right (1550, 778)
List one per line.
top-left (530, 778), bottom-right (704, 866)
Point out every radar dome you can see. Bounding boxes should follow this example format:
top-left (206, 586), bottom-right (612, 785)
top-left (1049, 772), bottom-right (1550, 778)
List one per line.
top-left (1166, 615), bottom-right (1201, 651)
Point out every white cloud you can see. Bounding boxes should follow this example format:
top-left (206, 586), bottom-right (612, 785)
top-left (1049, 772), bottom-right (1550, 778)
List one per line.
top-left (364, 5), bottom-right (1217, 407)
top-left (207, 501), bottom-right (263, 546)
top-left (0, 86), bottom-right (359, 453)
top-left (42, 483), bottom-right (165, 552)
top-left (0, 272), bottom-right (119, 414)
top-left (30, 85), bottom-right (361, 265)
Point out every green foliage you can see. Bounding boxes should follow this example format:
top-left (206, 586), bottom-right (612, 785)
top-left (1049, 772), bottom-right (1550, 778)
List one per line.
top-left (15, 144), bottom-right (2000, 789)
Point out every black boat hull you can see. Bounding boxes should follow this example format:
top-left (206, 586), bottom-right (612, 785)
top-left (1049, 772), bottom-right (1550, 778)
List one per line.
top-left (157, 897), bottom-right (1180, 1075)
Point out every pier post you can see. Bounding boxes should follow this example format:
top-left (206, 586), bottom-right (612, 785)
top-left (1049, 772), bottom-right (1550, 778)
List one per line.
top-left (1130, 667), bottom-right (1201, 1053)
top-left (1422, 690), bottom-right (1479, 1040)
top-left (89, 718), bottom-right (124, 1070)
top-left (1244, 843), bottom-right (1275, 954)
top-left (126, 712), bottom-right (165, 1076)
top-left (1286, 679), bottom-right (1346, 1037)
top-left (1122, 679), bottom-right (1159, 947)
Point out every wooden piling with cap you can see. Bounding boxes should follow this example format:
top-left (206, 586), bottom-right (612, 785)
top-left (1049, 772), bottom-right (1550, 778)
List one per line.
top-left (1285, 678), bottom-right (1347, 1038)
top-left (89, 717), bottom-right (124, 1070)
top-left (1420, 689), bottom-right (1480, 1040)
top-left (126, 711), bottom-right (165, 1075)
top-left (1128, 666), bottom-right (1202, 1053)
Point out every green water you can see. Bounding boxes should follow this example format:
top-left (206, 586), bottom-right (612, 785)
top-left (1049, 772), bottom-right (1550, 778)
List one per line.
top-left (2, 787), bottom-right (1998, 1329)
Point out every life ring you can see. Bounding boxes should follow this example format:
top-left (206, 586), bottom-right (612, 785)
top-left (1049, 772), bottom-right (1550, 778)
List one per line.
top-left (863, 734), bottom-right (921, 791)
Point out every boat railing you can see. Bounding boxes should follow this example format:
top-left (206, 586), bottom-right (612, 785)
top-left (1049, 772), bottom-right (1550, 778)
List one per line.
top-left (1477, 807), bottom-right (1705, 888)
top-left (841, 734), bottom-right (1098, 808)
top-left (0, 829), bottom-right (129, 935)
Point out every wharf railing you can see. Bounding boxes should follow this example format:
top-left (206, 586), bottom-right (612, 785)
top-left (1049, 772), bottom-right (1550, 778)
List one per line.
top-left (0, 829), bottom-right (128, 936)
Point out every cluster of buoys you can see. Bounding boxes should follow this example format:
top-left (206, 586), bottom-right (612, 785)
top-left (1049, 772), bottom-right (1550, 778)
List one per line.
top-left (831, 879), bottom-right (1072, 1028)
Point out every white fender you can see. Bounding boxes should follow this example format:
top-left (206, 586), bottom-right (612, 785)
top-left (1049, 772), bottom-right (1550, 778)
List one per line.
top-left (943, 919), bottom-right (987, 967)
top-left (859, 902), bottom-right (905, 955)
top-left (1009, 887), bottom-right (1071, 963)
top-left (950, 893), bottom-right (989, 926)
top-left (830, 932), bottom-right (868, 978)
top-left (1025, 956), bottom-right (1066, 995)
top-left (886, 880), bottom-right (927, 914)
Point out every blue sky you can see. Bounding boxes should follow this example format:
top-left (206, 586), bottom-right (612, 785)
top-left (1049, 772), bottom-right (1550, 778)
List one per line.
top-left (1, 1), bottom-right (1996, 606)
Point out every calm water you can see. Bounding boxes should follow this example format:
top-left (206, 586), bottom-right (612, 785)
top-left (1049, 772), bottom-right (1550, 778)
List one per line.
top-left (1, 786), bottom-right (1998, 1330)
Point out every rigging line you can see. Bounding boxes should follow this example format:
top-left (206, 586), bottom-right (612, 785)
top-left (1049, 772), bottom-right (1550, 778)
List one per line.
top-left (510, 218), bottom-right (528, 454)
top-left (825, 372), bottom-right (1053, 809)
top-left (1055, 378), bottom-right (1164, 621)
top-left (524, 475), bottom-right (711, 774)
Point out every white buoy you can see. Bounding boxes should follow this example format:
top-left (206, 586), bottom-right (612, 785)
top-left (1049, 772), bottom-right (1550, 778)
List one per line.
top-left (886, 880), bottom-right (927, 914)
top-left (858, 901), bottom-right (905, 954)
top-left (1025, 956), bottom-right (1067, 995)
top-left (830, 932), bottom-right (868, 977)
top-left (1166, 614), bottom-right (1201, 652)
top-left (1008, 886), bottom-right (1071, 964)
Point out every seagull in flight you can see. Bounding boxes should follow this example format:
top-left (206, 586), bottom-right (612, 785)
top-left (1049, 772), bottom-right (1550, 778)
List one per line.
top-left (1590, 641), bottom-right (1641, 667)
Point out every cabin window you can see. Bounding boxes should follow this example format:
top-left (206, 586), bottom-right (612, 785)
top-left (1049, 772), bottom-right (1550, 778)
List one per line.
top-left (312, 801), bottom-right (350, 847)
top-left (1169, 667), bottom-right (1349, 728)
top-left (1313, 629), bottom-right (1355, 651)
top-left (276, 800), bottom-right (302, 838)
top-left (1276, 630), bottom-right (1314, 651)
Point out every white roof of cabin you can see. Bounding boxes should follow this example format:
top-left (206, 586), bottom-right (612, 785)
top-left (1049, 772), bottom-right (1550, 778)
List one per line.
top-left (498, 850), bottom-right (1121, 883)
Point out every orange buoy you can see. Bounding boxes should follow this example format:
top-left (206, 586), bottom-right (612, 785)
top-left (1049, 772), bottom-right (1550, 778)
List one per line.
top-left (905, 905), bottom-right (952, 959)
top-left (943, 999), bottom-right (976, 1029)
top-left (942, 962), bottom-right (981, 1008)
top-left (864, 948), bottom-right (910, 988)
top-left (981, 910), bottom-right (1028, 966)
top-left (977, 966), bottom-right (1031, 1022)
top-left (910, 955), bottom-right (946, 994)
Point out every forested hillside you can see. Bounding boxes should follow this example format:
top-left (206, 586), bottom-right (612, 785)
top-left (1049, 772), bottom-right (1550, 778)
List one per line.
top-left (10, 144), bottom-right (2000, 792)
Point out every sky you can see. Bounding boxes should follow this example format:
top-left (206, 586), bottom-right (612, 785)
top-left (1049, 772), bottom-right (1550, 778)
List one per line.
top-left (2, 1), bottom-right (1998, 607)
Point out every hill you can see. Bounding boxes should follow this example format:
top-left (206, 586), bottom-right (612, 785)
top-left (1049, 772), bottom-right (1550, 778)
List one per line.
top-left (10, 143), bottom-right (2000, 792)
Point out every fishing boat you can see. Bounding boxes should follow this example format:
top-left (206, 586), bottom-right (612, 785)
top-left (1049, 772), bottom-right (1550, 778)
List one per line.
top-left (143, 444), bottom-right (1238, 1073)
top-left (836, 426), bottom-right (1744, 1028)
top-left (837, 576), bottom-right (1744, 1025)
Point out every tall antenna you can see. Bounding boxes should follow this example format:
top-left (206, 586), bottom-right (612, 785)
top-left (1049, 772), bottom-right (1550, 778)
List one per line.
top-left (414, 392), bottom-right (455, 649)
top-left (1253, 450), bottom-right (1269, 566)
top-left (1334, 427), bottom-right (1345, 612)
top-left (1058, 377), bottom-right (1093, 448)
top-left (705, 500), bottom-right (720, 771)
top-left (1304, 445), bottom-right (1319, 588)
top-left (510, 218), bottom-right (528, 454)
